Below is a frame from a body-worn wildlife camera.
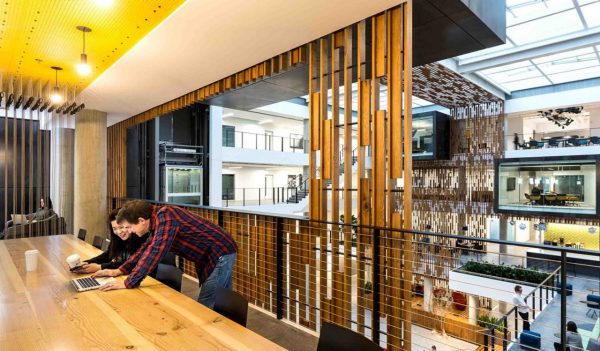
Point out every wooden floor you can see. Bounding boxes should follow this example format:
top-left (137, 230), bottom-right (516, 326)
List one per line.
top-left (181, 277), bottom-right (319, 351)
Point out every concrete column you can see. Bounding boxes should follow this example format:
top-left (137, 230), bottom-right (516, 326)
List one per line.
top-left (74, 109), bottom-right (107, 242)
top-left (209, 106), bottom-right (223, 207)
top-left (499, 218), bottom-right (508, 254)
top-left (468, 294), bottom-right (478, 324)
top-left (58, 128), bottom-right (74, 233)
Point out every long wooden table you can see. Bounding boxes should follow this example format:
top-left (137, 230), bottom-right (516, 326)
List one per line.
top-left (0, 235), bottom-right (286, 350)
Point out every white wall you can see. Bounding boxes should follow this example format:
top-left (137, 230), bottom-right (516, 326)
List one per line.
top-left (222, 147), bottom-right (308, 166)
top-left (209, 106), bottom-right (223, 207)
top-left (222, 165), bottom-right (304, 189)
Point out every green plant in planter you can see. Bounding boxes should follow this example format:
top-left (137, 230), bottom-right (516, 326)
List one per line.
top-left (477, 314), bottom-right (505, 329)
top-left (462, 260), bottom-right (550, 285)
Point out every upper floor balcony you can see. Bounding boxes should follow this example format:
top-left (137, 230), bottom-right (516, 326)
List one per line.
top-left (222, 130), bottom-right (308, 166)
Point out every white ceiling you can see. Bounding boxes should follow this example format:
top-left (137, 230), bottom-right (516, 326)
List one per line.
top-left (80, 0), bottom-right (404, 126)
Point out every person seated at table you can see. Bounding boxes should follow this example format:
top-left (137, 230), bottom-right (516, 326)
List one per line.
top-left (72, 208), bottom-right (148, 274)
top-left (531, 185), bottom-right (542, 195)
top-left (554, 321), bottom-right (584, 351)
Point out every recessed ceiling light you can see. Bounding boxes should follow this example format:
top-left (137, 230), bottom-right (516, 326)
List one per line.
top-left (95, 0), bottom-right (113, 8)
top-left (258, 119), bottom-right (272, 125)
top-left (222, 113), bottom-right (234, 118)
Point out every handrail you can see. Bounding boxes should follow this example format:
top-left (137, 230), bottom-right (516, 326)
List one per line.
top-left (484, 265), bottom-right (561, 351)
top-left (109, 197), bottom-right (600, 257)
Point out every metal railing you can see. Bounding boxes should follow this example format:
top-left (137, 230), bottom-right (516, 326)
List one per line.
top-left (110, 197), bottom-right (600, 351)
top-left (221, 182), bottom-right (308, 207)
top-left (223, 130), bottom-right (308, 153)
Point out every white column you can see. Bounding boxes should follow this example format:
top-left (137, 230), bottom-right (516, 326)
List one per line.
top-left (423, 276), bottom-right (433, 312)
top-left (468, 294), bottom-right (478, 324)
top-left (209, 106), bottom-right (223, 207)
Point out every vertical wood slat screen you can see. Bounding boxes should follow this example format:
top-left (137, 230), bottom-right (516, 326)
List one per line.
top-left (307, 3), bottom-right (412, 350)
top-left (107, 3), bottom-right (413, 351)
top-left (0, 74), bottom-right (77, 239)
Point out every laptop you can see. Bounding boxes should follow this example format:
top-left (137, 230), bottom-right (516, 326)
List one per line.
top-left (71, 276), bottom-right (115, 292)
top-left (11, 214), bottom-right (29, 225)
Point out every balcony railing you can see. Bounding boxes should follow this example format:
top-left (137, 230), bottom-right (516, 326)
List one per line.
top-left (224, 130), bottom-right (308, 153)
top-left (221, 186), bottom-right (308, 207)
top-left (111, 197), bottom-right (599, 351)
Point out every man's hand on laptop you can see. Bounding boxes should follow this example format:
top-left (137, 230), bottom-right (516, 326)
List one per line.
top-left (98, 280), bottom-right (125, 291)
top-left (91, 268), bottom-right (122, 278)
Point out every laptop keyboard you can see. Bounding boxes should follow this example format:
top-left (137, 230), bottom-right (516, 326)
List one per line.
top-left (73, 277), bottom-right (101, 291)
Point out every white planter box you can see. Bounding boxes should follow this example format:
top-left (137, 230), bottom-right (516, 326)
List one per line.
top-left (449, 270), bottom-right (552, 311)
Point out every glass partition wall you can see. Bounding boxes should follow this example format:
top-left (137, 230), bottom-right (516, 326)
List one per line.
top-left (495, 156), bottom-right (599, 217)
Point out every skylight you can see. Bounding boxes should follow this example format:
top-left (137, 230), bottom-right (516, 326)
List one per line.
top-left (456, 0), bottom-right (600, 93)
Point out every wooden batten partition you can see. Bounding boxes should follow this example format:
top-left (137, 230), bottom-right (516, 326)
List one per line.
top-left (107, 3), bottom-right (413, 351)
top-left (307, 4), bottom-right (412, 350)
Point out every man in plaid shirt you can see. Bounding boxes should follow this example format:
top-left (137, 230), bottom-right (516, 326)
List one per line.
top-left (93, 200), bottom-right (237, 309)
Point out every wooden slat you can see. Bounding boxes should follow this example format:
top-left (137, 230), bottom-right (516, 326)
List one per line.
top-left (373, 110), bottom-right (386, 227)
top-left (322, 120), bottom-right (332, 180)
top-left (389, 7), bottom-right (402, 179)
top-left (374, 13), bottom-right (386, 78)
top-left (358, 80), bottom-right (370, 146)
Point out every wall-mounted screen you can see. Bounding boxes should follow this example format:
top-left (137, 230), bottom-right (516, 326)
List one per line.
top-left (412, 111), bottom-right (450, 160)
top-left (495, 156), bottom-right (599, 218)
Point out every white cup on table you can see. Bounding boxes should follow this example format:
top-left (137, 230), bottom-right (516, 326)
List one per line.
top-left (66, 254), bottom-right (81, 269)
top-left (25, 249), bottom-right (39, 272)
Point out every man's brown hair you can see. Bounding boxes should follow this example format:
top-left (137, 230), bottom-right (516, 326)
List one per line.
top-left (116, 200), bottom-right (152, 224)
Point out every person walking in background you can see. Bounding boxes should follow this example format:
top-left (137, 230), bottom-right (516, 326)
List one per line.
top-left (513, 285), bottom-right (531, 331)
top-left (92, 200), bottom-right (237, 309)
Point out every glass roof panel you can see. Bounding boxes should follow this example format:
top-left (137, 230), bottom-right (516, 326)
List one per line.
top-left (502, 76), bottom-right (552, 90)
top-left (481, 62), bottom-right (541, 83)
top-left (480, 60), bottom-right (532, 75)
top-left (581, 2), bottom-right (600, 27)
top-left (507, 9), bottom-right (583, 45)
top-left (548, 65), bottom-right (600, 83)
top-left (531, 47), bottom-right (594, 64)
top-left (536, 53), bottom-right (598, 75)
top-left (577, 0), bottom-right (599, 6)
top-left (506, 0), bottom-right (574, 27)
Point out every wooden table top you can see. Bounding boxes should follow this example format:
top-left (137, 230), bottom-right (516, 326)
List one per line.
top-left (0, 235), bottom-right (286, 351)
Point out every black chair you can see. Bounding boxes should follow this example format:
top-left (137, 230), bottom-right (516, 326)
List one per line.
top-left (155, 263), bottom-right (183, 292)
top-left (213, 287), bottom-right (248, 327)
top-left (77, 228), bottom-right (87, 241)
top-left (317, 322), bottom-right (381, 351)
top-left (589, 136), bottom-right (600, 145)
top-left (92, 235), bottom-right (103, 249)
top-left (101, 238), bottom-right (110, 251)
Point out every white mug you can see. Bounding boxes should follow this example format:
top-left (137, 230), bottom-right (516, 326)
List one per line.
top-left (25, 249), bottom-right (39, 272)
top-left (66, 254), bottom-right (81, 269)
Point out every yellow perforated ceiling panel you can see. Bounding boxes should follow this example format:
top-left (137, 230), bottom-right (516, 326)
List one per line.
top-left (0, 0), bottom-right (185, 89)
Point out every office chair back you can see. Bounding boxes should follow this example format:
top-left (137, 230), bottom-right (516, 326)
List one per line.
top-left (92, 235), bottom-right (103, 249)
top-left (155, 263), bottom-right (183, 292)
top-left (77, 228), bottom-right (87, 241)
top-left (317, 322), bottom-right (381, 351)
top-left (214, 287), bottom-right (248, 327)
top-left (101, 238), bottom-right (110, 251)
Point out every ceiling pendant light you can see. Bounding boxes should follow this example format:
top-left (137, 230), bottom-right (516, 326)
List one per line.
top-left (50, 66), bottom-right (63, 104)
top-left (76, 26), bottom-right (92, 76)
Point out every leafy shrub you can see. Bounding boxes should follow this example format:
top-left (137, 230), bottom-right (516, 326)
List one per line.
top-left (461, 261), bottom-right (550, 285)
top-left (477, 314), bottom-right (505, 329)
